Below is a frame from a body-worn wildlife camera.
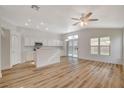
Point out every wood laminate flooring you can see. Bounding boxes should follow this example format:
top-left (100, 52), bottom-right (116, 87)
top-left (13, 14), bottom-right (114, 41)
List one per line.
top-left (0, 57), bottom-right (124, 88)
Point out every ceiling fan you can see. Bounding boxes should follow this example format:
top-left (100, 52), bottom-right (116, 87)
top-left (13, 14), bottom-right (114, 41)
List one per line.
top-left (72, 12), bottom-right (99, 26)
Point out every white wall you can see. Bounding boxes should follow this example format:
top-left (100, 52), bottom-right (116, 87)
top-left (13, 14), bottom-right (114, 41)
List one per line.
top-left (0, 18), bottom-right (22, 69)
top-left (79, 28), bottom-right (123, 64)
top-left (17, 27), bottom-right (62, 41)
top-left (0, 18), bottom-right (16, 32)
top-left (64, 28), bottom-right (123, 64)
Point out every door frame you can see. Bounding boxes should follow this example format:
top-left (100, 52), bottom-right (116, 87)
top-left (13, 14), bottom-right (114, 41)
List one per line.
top-left (73, 39), bottom-right (78, 57)
top-left (0, 27), bottom-right (2, 78)
top-left (67, 38), bottom-right (78, 58)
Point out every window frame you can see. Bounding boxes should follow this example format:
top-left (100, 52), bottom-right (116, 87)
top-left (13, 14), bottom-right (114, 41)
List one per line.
top-left (90, 37), bottom-right (99, 55)
top-left (99, 37), bottom-right (111, 56)
top-left (90, 36), bottom-right (111, 56)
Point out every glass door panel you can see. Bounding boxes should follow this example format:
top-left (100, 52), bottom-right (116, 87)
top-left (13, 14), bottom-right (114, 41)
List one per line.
top-left (73, 40), bottom-right (78, 57)
top-left (68, 40), bottom-right (73, 56)
top-left (67, 39), bottom-right (78, 57)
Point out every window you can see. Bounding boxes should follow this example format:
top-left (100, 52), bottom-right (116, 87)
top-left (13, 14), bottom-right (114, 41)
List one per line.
top-left (68, 36), bottom-right (73, 40)
top-left (73, 35), bottom-right (78, 39)
top-left (90, 37), bottom-right (111, 56)
top-left (65, 34), bottom-right (78, 41)
top-left (100, 37), bottom-right (110, 56)
top-left (90, 38), bottom-right (99, 54)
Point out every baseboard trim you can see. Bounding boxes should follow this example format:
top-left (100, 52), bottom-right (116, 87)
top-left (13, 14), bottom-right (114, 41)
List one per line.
top-left (1, 66), bottom-right (12, 72)
top-left (78, 57), bottom-right (123, 65)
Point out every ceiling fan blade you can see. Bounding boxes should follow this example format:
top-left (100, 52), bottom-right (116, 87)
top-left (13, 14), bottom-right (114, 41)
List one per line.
top-left (85, 12), bottom-right (92, 19)
top-left (89, 19), bottom-right (99, 21)
top-left (71, 18), bottom-right (80, 20)
top-left (73, 22), bottom-right (80, 26)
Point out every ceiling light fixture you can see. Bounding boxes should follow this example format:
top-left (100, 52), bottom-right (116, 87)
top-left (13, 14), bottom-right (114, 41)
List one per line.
top-left (80, 22), bottom-right (88, 27)
top-left (80, 22), bottom-right (84, 26)
top-left (45, 28), bottom-right (48, 30)
top-left (25, 22), bottom-right (29, 26)
top-left (84, 22), bottom-right (88, 25)
top-left (40, 22), bottom-right (44, 25)
top-left (28, 19), bottom-right (31, 22)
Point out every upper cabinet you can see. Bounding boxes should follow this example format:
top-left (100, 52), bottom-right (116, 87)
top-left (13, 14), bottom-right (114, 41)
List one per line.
top-left (24, 37), bottom-right (63, 47)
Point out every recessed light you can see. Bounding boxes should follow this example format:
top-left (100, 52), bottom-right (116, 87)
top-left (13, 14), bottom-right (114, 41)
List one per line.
top-left (28, 19), bottom-right (31, 22)
top-left (40, 22), bottom-right (44, 25)
top-left (45, 28), bottom-right (48, 30)
top-left (25, 22), bottom-right (29, 26)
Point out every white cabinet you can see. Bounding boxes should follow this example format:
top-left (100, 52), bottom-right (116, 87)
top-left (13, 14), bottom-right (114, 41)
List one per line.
top-left (24, 37), bottom-right (63, 47)
top-left (45, 40), bottom-right (63, 46)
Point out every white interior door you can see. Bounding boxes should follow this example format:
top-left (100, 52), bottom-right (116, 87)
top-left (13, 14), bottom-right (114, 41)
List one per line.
top-left (11, 34), bottom-right (21, 66)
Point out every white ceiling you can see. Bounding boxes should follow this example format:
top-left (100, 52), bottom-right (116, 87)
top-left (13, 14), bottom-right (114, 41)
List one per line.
top-left (0, 5), bottom-right (124, 34)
